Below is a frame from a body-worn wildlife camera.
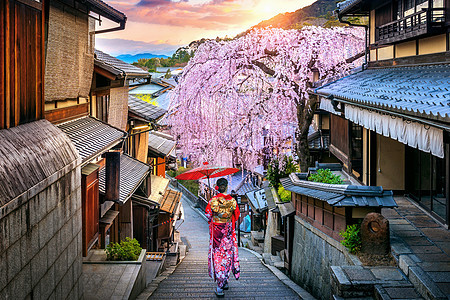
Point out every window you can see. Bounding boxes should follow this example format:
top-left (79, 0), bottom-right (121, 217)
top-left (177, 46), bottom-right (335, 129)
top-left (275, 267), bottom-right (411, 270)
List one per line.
top-left (406, 144), bottom-right (449, 224)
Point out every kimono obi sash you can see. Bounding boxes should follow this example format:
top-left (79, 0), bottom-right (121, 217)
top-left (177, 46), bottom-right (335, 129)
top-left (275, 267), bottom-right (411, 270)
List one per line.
top-left (212, 216), bottom-right (232, 223)
top-left (210, 194), bottom-right (237, 224)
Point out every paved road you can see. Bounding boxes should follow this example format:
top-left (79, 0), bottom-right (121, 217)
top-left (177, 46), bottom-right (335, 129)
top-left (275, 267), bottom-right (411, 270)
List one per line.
top-left (149, 192), bottom-right (300, 299)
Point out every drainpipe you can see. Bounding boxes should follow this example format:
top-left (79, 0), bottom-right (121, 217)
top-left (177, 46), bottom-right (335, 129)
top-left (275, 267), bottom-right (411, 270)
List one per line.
top-left (337, 11), bottom-right (369, 69)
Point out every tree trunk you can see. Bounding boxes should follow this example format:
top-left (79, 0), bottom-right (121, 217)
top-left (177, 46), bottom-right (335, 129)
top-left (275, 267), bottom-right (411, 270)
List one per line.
top-left (296, 94), bottom-right (318, 172)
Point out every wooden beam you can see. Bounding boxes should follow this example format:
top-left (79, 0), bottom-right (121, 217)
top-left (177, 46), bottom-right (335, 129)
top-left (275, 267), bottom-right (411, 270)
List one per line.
top-left (44, 102), bottom-right (89, 124)
top-left (94, 65), bottom-right (117, 81)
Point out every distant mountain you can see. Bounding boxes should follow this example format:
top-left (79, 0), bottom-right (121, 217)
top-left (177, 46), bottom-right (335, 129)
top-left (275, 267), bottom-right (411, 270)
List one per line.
top-left (117, 53), bottom-right (170, 64)
top-left (250, 0), bottom-right (339, 31)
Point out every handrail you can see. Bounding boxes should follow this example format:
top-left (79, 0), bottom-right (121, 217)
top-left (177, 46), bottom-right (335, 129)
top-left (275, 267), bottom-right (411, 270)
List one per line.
top-left (375, 8), bottom-right (446, 43)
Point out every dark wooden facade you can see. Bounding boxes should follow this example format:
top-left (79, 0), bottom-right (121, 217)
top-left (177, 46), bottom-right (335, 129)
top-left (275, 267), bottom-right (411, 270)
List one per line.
top-left (0, 0), bottom-right (45, 129)
top-left (81, 164), bottom-right (100, 256)
top-left (293, 193), bottom-right (347, 241)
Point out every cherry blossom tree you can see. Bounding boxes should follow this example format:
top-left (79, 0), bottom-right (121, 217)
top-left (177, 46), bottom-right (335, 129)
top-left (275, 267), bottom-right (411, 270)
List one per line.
top-left (169, 26), bottom-right (364, 171)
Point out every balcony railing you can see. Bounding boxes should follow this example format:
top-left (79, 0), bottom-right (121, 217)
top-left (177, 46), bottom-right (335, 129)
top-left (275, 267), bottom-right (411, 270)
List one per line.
top-left (375, 8), bottom-right (446, 45)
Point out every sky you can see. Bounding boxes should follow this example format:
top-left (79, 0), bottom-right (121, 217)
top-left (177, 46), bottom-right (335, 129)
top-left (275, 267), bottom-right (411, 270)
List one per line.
top-left (96, 0), bottom-right (315, 56)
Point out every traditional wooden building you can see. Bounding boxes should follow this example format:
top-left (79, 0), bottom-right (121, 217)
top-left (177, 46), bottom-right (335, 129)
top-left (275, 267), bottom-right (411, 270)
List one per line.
top-left (128, 95), bottom-right (167, 163)
top-left (0, 0), bottom-right (127, 298)
top-left (315, 0), bottom-right (450, 226)
top-left (148, 131), bottom-right (177, 177)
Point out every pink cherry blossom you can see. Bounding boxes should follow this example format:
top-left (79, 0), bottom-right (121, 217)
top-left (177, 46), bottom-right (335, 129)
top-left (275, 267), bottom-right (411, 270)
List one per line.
top-left (169, 26), bottom-right (365, 170)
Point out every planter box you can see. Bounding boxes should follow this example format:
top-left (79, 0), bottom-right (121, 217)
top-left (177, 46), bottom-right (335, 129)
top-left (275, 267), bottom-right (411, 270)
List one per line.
top-left (83, 249), bottom-right (148, 300)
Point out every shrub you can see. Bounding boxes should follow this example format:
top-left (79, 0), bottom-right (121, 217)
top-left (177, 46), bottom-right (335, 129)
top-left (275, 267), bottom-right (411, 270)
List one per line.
top-left (340, 224), bottom-right (361, 254)
top-left (106, 237), bottom-right (142, 261)
top-left (308, 168), bottom-right (344, 184)
top-left (267, 155), bottom-right (299, 190)
top-left (277, 186), bottom-right (291, 202)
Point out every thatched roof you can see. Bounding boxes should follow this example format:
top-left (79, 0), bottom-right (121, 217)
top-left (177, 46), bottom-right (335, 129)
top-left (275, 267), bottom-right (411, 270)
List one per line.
top-left (0, 120), bottom-right (80, 214)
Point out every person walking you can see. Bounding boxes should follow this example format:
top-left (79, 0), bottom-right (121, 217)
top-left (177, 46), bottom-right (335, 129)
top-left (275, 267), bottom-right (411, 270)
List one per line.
top-left (205, 178), bottom-right (240, 297)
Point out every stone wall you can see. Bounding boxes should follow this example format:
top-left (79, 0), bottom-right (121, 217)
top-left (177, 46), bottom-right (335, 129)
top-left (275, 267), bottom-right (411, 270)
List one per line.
top-left (0, 120), bottom-right (82, 299)
top-left (290, 215), bottom-right (355, 300)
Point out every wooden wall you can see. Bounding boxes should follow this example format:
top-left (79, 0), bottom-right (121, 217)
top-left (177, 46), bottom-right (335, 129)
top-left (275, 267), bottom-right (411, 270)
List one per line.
top-left (294, 193), bottom-right (346, 241)
top-left (0, 0), bottom-right (45, 129)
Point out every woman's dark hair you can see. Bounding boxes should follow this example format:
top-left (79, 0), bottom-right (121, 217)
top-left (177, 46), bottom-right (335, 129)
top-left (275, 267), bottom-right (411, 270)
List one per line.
top-left (216, 178), bottom-right (228, 193)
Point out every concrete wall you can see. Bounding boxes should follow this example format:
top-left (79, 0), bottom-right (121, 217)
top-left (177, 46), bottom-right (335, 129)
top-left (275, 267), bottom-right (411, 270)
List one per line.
top-left (0, 169), bottom-right (83, 300)
top-left (290, 216), bottom-right (355, 300)
top-left (376, 135), bottom-right (405, 190)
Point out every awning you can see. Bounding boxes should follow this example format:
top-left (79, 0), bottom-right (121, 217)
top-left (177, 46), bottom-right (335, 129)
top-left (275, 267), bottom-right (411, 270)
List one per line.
top-left (148, 131), bottom-right (176, 158)
top-left (159, 189), bottom-right (182, 214)
top-left (149, 175), bottom-right (170, 204)
top-left (281, 174), bottom-right (397, 208)
top-left (99, 154), bottom-right (150, 205)
top-left (57, 116), bottom-right (127, 165)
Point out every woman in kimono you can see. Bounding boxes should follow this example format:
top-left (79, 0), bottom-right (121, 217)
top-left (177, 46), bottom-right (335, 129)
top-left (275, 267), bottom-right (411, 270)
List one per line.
top-left (205, 178), bottom-right (240, 297)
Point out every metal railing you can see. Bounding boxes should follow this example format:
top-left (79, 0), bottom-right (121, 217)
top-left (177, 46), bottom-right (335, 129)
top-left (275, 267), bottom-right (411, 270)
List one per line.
top-left (375, 8), bottom-right (446, 44)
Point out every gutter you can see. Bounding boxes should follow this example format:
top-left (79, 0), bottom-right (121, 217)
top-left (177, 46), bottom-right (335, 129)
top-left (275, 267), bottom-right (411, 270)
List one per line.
top-left (336, 10), bottom-right (368, 68)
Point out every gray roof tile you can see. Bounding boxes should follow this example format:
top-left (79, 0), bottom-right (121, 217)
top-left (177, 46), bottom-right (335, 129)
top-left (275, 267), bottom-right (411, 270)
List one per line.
top-left (281, 176), bottom-right (397, 208)
top-left (315, 64), bottom-right (450, 122)
top-left (94, 49), bottom-right (149, 78)
top-left (57, 117), bottom-right (126, 164)
top-left (98, 154), bottom-right (150, 205)
top-left (128, 95), bottom-right (167, 122)
top-left (148, 131), bottom-right (176, 157)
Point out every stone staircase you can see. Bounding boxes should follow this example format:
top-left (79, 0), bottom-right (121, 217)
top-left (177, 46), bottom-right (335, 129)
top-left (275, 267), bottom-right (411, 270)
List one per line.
top-left (331, 265), bottom-right (423, 300)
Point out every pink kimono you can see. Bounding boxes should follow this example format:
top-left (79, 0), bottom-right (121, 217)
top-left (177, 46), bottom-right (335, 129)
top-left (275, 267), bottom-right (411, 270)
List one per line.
top-left (205, 193), bottom-right (240, 289)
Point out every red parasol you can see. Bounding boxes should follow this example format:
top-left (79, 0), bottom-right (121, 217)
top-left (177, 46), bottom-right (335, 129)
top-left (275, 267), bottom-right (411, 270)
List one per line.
top-left (175, 162), bottom-right (239, 194)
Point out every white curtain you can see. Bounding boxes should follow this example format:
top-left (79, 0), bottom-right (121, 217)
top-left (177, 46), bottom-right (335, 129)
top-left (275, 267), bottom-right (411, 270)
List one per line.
top-left (319, 98), bottom-right (342, 116)
top-left (344, 104), bottom-right (444, 158)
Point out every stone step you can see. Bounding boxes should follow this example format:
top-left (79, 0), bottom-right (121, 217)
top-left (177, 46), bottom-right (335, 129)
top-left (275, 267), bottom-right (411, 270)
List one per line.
top-left (374, 285), bottom-right (422, 300)
top-left (271, 255), bottom-right (282, 263)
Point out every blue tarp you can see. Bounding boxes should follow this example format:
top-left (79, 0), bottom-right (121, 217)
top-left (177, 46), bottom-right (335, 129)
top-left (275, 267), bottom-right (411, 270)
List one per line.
top-left (239, 215), bottom-right (251, 233)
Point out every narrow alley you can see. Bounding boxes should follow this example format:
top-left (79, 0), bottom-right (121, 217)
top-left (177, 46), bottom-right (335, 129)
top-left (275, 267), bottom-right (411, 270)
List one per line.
top-left (145, 187), bottom-right (305, 299)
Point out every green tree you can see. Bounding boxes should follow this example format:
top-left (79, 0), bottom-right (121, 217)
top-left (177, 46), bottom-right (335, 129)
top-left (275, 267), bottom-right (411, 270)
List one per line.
top-left (267, 155), bottom-right (299, 190)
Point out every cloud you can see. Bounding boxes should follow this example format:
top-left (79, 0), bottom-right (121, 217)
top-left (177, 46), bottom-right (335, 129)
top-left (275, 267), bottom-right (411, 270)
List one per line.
top-left (106, 0), bottom-right (263, 30)
top-left (95, 37), bottom-right (180, 56)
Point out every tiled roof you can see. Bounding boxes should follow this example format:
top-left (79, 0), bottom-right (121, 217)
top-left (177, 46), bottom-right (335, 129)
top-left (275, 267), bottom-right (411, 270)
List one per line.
top-left (128, 95), bottom-right (167, 122)
top-left (277, 201), bottom-right (295, 217)
top-left (86, 0), bottom-right (126, 24)
top-left (315, 65), bottom-right (450, 122)
top-left (337, 0), bottom-right (362, 14)
top-left (237, 181), bottom-right (258, 195)
top-left (149, 175), bottom-right (170, 204)
top-left (148, 131), bottom-right (176, 157)
top-left (129, 83), bottom-right (166, 96)
top-left (94, 49), bottom-right (149, 78)
top-left (159, 189), bottom-right (182, 214)
top-left (99, 154), bottom-right (150, 205)
top-left (281, 174), bottom-right (397, 208)
top-left (57, 117), bottom-right (126, 164)
top-left (154, 92), bottom-right (172, 111)
top-left (0, 120), bottom-right (79, 208)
